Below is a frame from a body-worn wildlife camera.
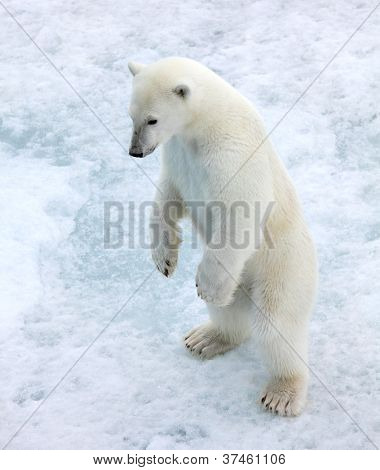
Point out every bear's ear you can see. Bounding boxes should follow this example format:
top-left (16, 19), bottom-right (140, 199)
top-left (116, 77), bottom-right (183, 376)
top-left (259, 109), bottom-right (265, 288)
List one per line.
top-left (173, 84), bottom-right (190, 99)
top-left (128, 61), bottom-right (145, 76)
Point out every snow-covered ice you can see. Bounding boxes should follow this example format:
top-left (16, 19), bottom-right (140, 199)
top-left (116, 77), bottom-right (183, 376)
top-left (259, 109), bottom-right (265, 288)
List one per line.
top-left (0, 0), bottom-right (379, 449)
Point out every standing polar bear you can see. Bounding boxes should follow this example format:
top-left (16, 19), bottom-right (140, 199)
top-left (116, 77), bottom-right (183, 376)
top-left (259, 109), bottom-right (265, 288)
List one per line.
top-left (128, 57), bottom-right (317, 416)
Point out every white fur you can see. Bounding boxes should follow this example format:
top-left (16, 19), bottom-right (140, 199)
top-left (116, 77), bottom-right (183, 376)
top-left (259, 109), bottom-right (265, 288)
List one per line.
top-left (128, 57), bottom-right (318, 417)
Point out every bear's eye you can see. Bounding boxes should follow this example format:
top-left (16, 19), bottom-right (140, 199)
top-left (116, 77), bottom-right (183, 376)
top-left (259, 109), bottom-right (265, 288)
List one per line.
top-left (147, 119), bottom-right (157, 125)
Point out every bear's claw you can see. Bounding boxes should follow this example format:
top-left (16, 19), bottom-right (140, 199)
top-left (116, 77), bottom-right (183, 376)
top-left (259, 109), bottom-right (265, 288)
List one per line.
top-left (152, 247), bottom-right (177, 278)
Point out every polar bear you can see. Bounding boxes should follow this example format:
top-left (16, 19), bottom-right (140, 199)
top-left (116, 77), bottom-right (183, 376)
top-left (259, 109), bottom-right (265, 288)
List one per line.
top-left (127, 57), bottom-right (317, 416)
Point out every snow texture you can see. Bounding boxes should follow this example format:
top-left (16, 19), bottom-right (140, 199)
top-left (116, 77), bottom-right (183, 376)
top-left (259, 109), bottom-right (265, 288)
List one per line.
top-left (0, 0), bottom-right (379, 450)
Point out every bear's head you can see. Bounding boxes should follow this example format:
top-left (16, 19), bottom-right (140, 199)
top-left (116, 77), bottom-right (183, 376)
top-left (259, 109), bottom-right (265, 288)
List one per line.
top-left (127, 60), bottom-right (193, 158)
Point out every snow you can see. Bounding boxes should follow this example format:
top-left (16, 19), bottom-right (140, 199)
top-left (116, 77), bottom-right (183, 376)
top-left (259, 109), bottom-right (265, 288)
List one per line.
top-left (0, 0), bottom-right (379, 450)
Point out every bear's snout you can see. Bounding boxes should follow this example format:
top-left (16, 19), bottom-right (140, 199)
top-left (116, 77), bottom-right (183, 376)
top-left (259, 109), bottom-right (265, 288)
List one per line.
top-left (129, 149), bottom-right (144, 158)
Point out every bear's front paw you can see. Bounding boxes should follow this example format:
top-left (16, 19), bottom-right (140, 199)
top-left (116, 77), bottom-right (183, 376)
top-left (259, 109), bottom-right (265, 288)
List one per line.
top-left (196, 257), bottom-right (237, 306)
top-left (152, 245), bottom-right (178, 278)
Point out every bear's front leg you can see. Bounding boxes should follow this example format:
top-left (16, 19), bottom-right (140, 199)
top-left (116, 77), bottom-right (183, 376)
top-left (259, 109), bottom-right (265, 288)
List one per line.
top-left (196, 251), bottom-right (239, 306)
top-left (151, 220), bottom-right (180, 277)
top-left (150, 182), bottom-right (184, 277)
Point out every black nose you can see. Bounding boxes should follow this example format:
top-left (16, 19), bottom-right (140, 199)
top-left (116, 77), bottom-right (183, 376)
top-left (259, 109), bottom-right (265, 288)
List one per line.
top-left (129, 151), bottom-right (144, 158)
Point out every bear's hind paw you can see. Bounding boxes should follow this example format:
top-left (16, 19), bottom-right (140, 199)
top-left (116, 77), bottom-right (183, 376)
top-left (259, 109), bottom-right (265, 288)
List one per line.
top-left (260, 376), bottom-right (307, 417)
top-left (184, 323), bottom-right (235, 359)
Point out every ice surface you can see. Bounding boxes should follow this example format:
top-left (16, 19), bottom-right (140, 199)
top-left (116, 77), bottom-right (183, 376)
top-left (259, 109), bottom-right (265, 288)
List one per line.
top-left (0, 0), bottom-right (379, 449)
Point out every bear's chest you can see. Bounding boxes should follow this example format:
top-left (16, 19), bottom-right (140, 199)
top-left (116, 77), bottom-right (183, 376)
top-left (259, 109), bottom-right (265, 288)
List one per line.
top-left (164, 137), bottom-right (218, 237)
top-left (164, 137), bottom-right (213, 203)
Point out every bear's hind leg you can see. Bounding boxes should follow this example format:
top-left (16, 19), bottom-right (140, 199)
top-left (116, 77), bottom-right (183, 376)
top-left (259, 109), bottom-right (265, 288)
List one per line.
top-left (254, 234), bottom-right (316, 416)
top-left (184, 287), bottom-right (252, 359)
top-left (255, 305), bottom-right (310, 416)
